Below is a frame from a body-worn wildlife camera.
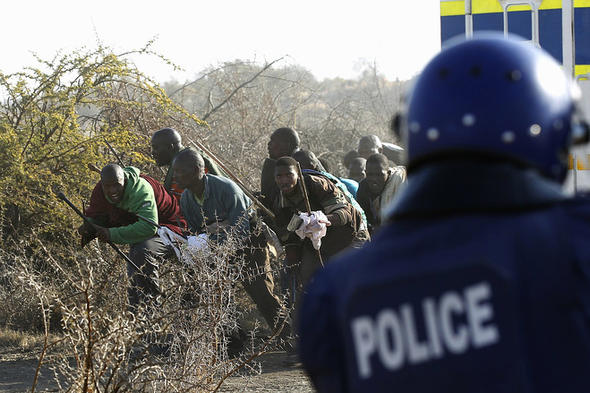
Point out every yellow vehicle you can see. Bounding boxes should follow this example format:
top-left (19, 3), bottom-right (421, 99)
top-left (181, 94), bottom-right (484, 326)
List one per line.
top-left (440, 0), bottom-right (590, 192)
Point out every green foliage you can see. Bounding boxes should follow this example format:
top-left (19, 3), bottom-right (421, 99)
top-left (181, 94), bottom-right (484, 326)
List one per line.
top-left (0, 44), bottom-right (206, 246)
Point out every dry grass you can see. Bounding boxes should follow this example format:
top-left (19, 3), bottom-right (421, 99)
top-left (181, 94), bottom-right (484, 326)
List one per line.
top-left (0, 220), bottom-right (290, 392)
top-left (0, 328), bottom-right (47, 351)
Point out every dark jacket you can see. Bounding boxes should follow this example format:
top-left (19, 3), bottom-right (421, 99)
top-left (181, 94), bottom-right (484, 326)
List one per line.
top-left (260, 158), bottom-right (278, 210)
top-left (273, 173), bottom-right (368, 261)
top-left (299, 161), bottom-right (590, 393)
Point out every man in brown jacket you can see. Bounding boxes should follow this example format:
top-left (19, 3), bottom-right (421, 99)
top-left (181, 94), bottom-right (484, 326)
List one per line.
top-left (272, 157), bottom-right (369, 292)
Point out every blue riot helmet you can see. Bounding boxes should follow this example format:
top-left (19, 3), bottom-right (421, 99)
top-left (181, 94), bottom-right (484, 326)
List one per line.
top-left (402, 33), bottom-right (588, 182)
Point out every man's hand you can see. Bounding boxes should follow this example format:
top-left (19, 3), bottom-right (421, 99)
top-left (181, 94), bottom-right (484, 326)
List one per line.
top-left (78, 221), bottom-right (97, 248)
top-left (322, 215), bottom-right (335, 226)
top-left (94, 225), bottom-right (111, 243)
top-left (77, 221), bottom-right (95, 237)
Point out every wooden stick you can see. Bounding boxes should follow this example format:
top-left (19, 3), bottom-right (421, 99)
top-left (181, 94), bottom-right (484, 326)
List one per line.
top-left (295, 163), bottom-right (324, 267)
top-left (88, 163), bottom-right (101, 174)
top-left (103, 138), bottom-right (126, 167)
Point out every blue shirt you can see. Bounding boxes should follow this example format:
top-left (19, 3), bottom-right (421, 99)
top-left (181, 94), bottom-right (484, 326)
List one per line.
top-left (339, 177), bottom-right (358, 198)
top-left (180, 174), bottom-right (251, 242)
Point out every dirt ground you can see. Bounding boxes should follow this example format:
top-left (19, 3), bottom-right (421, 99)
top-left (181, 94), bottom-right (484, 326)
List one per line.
top-left (0, 347), bottom-right (313, 393)
top-left (0, 347), bottom-right (57, 393)
top-left (218, 352), bottom-right (313, 393)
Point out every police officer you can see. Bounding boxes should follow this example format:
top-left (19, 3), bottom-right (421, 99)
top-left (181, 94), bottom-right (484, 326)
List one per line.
top-left (298, 33), bottom-right (590, 392)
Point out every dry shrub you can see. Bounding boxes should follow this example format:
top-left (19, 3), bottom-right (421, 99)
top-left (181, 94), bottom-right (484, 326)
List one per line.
top-left (1, 218), bottom-right (287, 392)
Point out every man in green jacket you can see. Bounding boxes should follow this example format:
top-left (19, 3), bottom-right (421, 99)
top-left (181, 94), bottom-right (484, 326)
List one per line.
top-left (79, 164), bottom-right (186, 306)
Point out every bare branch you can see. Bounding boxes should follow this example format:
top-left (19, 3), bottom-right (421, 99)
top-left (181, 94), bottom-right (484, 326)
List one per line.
top-left (202, 57), bottom-right (284, 121)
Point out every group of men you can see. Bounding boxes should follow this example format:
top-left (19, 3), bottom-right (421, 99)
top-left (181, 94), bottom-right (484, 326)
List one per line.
top-left (73, 32), bottom-right (590, 393)
top-left (79, 122), bottom-right (400, 342)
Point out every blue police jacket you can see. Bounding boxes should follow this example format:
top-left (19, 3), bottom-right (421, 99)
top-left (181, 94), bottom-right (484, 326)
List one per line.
top-left (298, 160), bottom-right (590, 393)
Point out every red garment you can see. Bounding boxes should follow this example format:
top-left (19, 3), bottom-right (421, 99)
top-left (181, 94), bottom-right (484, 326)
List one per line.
top-left (169, 181), bottom-right (184, 202)
top-left (85, 174), bottom-right (187, 236)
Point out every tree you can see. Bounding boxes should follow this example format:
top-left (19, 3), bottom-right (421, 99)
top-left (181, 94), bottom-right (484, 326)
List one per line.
top-left (0, 44), bottom-right (207, 245)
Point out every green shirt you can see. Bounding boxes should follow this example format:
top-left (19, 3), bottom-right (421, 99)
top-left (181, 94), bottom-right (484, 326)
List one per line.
top-left (107, 167), bottom-right (159, 244)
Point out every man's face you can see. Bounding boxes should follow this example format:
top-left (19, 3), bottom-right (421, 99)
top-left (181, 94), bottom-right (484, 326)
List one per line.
top-left (349, 159), bottom-right (366, 182)
top-left (151, 135), bottom-right (175, 166)
top-left (102, 176), bottom-right (125, 204)
top-left (275, 165), bottom-right (299, 195)
top-left (268, 133), bottom-right (290, 160)
top-left (358, 142), bottom-right (381, 160)
top-left (173, 160), bottom-right (204, 190)
top-left (365, 162), bottom-right (389, 195)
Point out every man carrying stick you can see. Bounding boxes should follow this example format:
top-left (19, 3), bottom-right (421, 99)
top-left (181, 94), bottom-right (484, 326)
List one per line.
top-left (272, 157), bottom-right (369, 301)
top-left (79, 164), bottom-right (186, 307)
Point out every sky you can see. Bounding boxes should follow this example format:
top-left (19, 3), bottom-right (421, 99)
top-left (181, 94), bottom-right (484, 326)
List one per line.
top-left (2, 0), bottom-right (441, 83)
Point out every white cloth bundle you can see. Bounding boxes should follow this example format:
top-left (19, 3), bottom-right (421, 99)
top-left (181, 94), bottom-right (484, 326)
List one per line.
top-left (157, 226), bottom-right (187, 259)
top-left (187, 233), bottom-right (209, 253)
top-left (294, 211), bottom-right (329, 250)
top-left (157, 227), bottom-right (210, 266)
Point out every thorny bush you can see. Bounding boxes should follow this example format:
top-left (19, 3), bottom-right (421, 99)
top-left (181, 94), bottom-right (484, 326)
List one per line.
top-left (4, 219), bottom-right (288, 392)
top-left (0, 42), bottom-right (208, 250)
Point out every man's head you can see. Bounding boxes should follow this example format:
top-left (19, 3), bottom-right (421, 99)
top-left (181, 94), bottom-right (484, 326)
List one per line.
top-left (101, 164), bottom-right (125, 204)
top-left (274, 156), bottom-right (299, 195)
top-left (343, 150), bottom-right (360, 170)
top-left (151, 128), bottom-right (183, 166)
top-left (403, 33), bottom-right (588, 182)
top-left (172, 148), bottom-right (205, 191)
top-left (365, 154), bottom-right (390, 195)
top-left (268, 127), bottom-right (300, 160)
top-left (319, 157), bottom-right (331, 173)
top-left (293, 150), bottom-right (324, 172)
top-left (349, 157), bottom-right (367, 183)
top-left (358, 135), bottom-right (383, 160)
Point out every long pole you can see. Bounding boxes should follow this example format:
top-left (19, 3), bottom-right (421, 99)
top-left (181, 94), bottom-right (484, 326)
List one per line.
top-left (55, 191), bottom-right (142, 272)
top-left (103, 138), bottom-right (126, 167)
